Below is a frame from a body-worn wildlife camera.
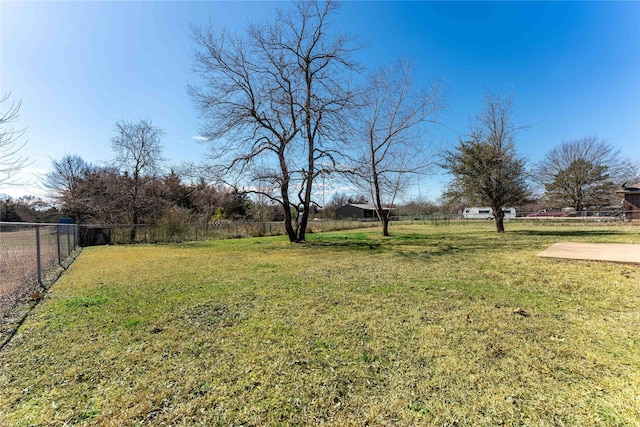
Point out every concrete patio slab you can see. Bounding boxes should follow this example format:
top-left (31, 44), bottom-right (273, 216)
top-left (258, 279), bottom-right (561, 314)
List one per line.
top-left (538, 242), bottom-right (640, 264)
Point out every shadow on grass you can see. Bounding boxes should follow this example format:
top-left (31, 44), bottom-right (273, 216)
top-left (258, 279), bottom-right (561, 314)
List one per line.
top-left (394, 233), bottom-right (432, 241)
top-left (396, 244), bottom-right (462, 260)
top-left (276, 226), bottom-right (634, 257)
top-left (305, 240), bottom-right (384, 252)
top-left (306, 231), bottom-right (510, 255)
top-left (511, 229), bottom-right (627, 238)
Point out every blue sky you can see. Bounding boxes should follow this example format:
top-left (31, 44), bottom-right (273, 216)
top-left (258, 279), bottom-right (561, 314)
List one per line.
top-left (1, 1), bottom-right (638, 201)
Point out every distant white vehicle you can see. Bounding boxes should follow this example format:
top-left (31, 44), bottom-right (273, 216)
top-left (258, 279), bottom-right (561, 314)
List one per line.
top-left (463, 207), bottom-right (516, 220)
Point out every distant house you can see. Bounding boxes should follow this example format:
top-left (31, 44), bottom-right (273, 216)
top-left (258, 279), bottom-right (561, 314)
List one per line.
top-left (335, 203), bottom-right (390, 221)
top-left (616, 183), bottom-right (640, 219)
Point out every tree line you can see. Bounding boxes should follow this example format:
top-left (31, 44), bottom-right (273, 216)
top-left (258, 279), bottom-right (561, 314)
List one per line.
top-left (43, 156), bottom-right (250, 241)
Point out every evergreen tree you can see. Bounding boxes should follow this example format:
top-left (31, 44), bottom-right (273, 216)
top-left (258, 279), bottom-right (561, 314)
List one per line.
top-left (441, 92), bottom-right (530, 232)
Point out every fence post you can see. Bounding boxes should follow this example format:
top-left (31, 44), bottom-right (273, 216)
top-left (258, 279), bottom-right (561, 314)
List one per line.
top-left (67, 225), bottom-right (72, 256)
top-left (35, 225), bottom-right (42, 285)
top-left (56, 224), bottom-right (62, 266)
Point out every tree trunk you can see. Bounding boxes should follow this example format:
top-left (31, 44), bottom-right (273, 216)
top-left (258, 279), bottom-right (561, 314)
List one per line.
top-left (493, 206), bottom-right (505, 233)
top-left (130, 193), bottom-right (139, 241)
top-left (382, 215), bottom-right (390, 237)
top-left (297, 63), bottom-right (315, 244)
top-left (372, 168), bottom-right (390, 237)
top-left (129, 175), bottom-right (140, 242)
top-left (283, 204), bottom-right (296, 243)
top-left (297, 187), bottom-right (312, 243)
top-left (130, 213), bottom-right (138, 241)
top-left (281, 185), bottom-right (297, 243)
top-left (277, 153), bottom-right (297, 243)
top-left (297, 174), bottom-right (312, 242)
top-left (297, 212), bottom-right (308, 242)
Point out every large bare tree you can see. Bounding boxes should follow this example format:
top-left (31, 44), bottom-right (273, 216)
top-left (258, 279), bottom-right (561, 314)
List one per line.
top-left (43, 154), bottom-right (95, 220)
top-left (353, 60), bottom-right (444, 236)
top-left (111, 118), bottom-right (165, 240)
top-left (0, 93), bottom-right (31, 187)
top-left (441, 92), bottom-right (530, 233)
top-left (533, 137), bottom-right (631, 211)
top-left (188, 0), bottom-right (358, 242)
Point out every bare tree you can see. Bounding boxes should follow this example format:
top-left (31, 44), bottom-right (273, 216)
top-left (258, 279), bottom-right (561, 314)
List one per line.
top-left (623, 159), bottom-right (640, 185)
top-left (0, 93), bottom-right (32, 187)
top-left (71, 167), bottom-right (132, 224)
top-left (111, 118), bottom-right (165, 240)
top-left (189, 0), bottom-right (358, 242)
top-left (43, 154), bottom-right (95, 220)
top-left (189, 19), bottom-right (299, 240)
top-left (534, 137), bottom-right (631, 211)
top-left (353, 60), bottom-right (444, 236)
top-left (441, 91), bottom-right (530, 233)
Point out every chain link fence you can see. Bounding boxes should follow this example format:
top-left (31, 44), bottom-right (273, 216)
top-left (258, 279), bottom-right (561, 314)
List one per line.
top-left (1, 222), bottom-right (80, 328)
top-left (81, 219), bottom-right (380, 245)
top-left (397, 209), bottom-right (639, 224)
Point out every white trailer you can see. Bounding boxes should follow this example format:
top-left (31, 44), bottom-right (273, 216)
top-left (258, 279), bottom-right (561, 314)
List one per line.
top-left (463, 207), bottom-right (516, 220)
top-left (502, 208), bottom-right (517, 219)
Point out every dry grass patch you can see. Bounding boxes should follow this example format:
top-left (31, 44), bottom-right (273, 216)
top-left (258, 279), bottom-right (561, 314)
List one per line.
top-left (0, 223), bottom-right (639, 426)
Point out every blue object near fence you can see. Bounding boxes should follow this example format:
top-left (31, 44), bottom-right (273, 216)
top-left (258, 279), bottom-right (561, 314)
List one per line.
top-left (58, 218), bottom-right (76, 235)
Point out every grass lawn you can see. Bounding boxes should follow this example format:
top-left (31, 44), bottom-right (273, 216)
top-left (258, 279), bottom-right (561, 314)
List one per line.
top-left (1, 222), bottom-right (639, 426)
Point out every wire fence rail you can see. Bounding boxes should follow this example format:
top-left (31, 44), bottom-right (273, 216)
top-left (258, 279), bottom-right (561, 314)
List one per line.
top-left (397, 209), bottom-right (640, 224)
top-left (0, 219), bottom-right (376, 323)
top-left (81, 219), bottom-right (380, 245)
top-left (1, 222), bottom-right (81, 347)
top-left (1, 222), bottom-right (80, 294)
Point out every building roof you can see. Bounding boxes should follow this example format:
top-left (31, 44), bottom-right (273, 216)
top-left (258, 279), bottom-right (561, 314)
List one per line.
top-left (339, 203), bottom-right (392, 211)
top-left (344, 203), bottom-right (378, 210)
top-left (615, 182), bottom-right (640, 196)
